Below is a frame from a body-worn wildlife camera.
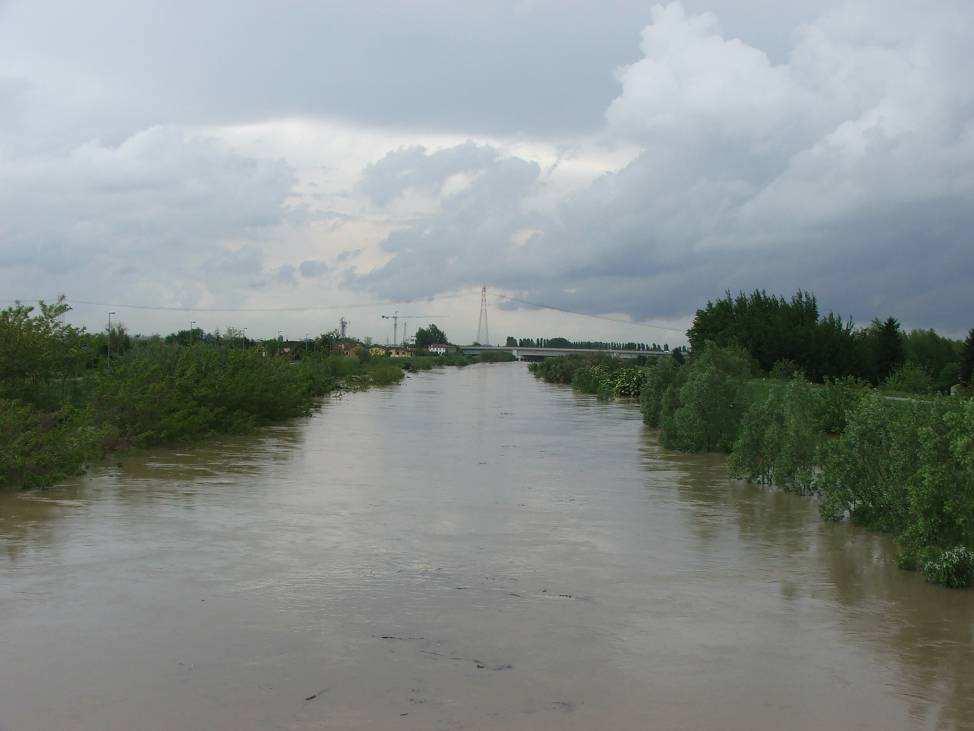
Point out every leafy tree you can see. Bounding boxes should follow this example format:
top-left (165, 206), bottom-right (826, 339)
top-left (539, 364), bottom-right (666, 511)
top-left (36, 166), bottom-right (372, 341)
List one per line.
top-left (688, 290), bottom-right (819, 372)
top-left (415, 324), bottom-right (448, 349)
top-left (904, 329), bottom-right (963, 389)
top-left (0, 297), bottom-right (87, 406)
top-left (660, 344), bottom-right (755, 452)
top-left (640, 358), bottom-right (681, 427)
top-left (961, 328), bottom-right (974, 385)
top-left (884, 362), bottom-right (935, 395)
top-left (729, 377), bottom-right (822, 494)
top-left (862, 317), bottom-right (905, 384)
top-left (505, 336), bottom-right (517, 347)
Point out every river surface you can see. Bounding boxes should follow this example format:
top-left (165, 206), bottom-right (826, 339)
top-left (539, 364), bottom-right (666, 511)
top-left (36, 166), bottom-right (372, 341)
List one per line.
top-left (1, 362), bottom-right (972, 730)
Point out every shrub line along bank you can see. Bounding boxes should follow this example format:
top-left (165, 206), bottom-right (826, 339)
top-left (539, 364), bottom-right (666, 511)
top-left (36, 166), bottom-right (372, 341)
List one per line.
top-left (529, 294), bottom-right (974, 589)
top-left (0, 298), bottom-right (513, 491)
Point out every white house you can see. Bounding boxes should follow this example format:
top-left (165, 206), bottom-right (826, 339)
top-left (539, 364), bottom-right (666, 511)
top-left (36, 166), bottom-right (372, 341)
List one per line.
top-left (428, 343), bottom-right (449, 355)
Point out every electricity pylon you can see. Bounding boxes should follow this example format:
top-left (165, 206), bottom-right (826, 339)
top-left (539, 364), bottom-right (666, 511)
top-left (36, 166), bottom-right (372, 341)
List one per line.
top-left (476, 285), bottom-right (490, 346)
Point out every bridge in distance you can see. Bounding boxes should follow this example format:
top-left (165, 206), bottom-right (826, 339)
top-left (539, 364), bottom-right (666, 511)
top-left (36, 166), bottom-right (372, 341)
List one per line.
top-left (461, 345), bottom-right (668, 362)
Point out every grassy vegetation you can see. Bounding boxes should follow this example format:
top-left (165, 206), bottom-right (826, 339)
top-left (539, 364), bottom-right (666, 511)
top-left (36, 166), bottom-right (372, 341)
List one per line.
top-left (0, 299), bottom-right (509, 491)
top-left (647, 345), bottom-right (974, 588)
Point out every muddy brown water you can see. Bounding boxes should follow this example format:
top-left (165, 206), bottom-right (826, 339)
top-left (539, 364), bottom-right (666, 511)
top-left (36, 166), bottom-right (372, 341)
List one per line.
top-left (2, 362), bottom-right (972, 730)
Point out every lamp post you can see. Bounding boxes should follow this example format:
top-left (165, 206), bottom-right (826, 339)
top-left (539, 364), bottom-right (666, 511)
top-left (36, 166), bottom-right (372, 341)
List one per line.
top-left (107, 311), bottom-right (116, 370)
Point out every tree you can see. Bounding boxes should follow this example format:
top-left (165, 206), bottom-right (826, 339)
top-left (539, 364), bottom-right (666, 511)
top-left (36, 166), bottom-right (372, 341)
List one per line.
top-left (961, 328), bottom-right (974, 385)
top-left (505, 336), bottom-right (517, 347)
top-left (0, 296), bottom-right (87, 403)
top-left (415, 324), bottom-right (448, 349)
top-left (864, 317), bottom-right (905, 384)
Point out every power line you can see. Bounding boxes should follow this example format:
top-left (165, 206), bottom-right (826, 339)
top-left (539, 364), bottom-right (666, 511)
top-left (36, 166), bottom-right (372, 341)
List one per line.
top-left (5, 291), bottom-right (689, 336)
top-left (1, 295), bottom-right (465, 314)
top-left (494, 293), bottom-right (687, 335)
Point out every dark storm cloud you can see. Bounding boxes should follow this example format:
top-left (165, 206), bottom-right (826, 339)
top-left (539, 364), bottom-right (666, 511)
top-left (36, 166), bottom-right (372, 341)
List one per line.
top-left (356, 2), bottom-right (974, 333)
top-left (2, 0), bottom-right (972, 336)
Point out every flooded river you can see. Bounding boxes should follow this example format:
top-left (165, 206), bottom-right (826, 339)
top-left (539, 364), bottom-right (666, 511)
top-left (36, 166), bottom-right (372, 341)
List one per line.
top-left (2, 363), bottom-right (972, 730)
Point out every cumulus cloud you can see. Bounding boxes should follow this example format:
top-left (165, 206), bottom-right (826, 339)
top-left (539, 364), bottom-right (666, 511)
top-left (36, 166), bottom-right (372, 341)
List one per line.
top-left (358, 142), bottom-right (501, 205)
top-left (299, 259), bottom-right (329, 278)
top-left (353, 145), bottom-right (543, 299)
top-left (0, 125), bottom-right (298, 305)
top-left (357, 1), bottom-right (974, 332)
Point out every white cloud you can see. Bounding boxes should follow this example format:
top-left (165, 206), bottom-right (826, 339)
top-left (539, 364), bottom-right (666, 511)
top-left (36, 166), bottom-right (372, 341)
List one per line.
top-left (1, 0), bottom-right (972, 341)
top-left (356, 1), bottom-right (974, 333)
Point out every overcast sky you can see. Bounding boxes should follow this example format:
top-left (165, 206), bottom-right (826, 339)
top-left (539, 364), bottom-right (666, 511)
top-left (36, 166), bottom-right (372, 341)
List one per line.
top-left (2, 0), bottom-right (971, 343)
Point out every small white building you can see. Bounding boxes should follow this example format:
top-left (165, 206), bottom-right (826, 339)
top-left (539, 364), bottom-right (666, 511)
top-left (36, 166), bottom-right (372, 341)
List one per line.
top-left (428, 343), bottom-right (449, 355)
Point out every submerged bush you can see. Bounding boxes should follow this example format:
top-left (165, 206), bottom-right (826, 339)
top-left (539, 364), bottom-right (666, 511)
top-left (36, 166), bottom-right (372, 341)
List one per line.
top-left (612, 367), bottom-right (648, 398)
top-left (921, 547), bottom-right (974, 589)
top-left (818, 376), bottom-right (869, 434)
top-left (529, 355), bottom-right (590, 384)
top-left (884, 362), bottom-right (936, 395)
top-left (640, 358), bottom-right (682, 427)
top-left (729, 377), bottom-right (822, 494)
top-left (0, 399), bottom-right (103, 489)
top-left (660, 344), bottom-right (755, 453)
top-left (93, 344), bottom-right (314, 447)
top-left (815, 393), bottom-right (924, 531)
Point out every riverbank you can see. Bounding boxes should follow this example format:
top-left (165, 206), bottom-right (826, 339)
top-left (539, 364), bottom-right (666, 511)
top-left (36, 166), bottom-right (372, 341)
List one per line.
top-left (530, 350), bottom-right (974, 588)
top-left (1, 349), bottom-right (514, 491)
top-left (0, 298), bottom-right (513, 491)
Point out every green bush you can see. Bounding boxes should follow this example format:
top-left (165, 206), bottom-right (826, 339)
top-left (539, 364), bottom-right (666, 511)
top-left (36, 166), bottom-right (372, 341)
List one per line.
top-left (93, 344), bottom-right (313, 447)
top-left (640, 358), bottom-right (681, 427)
top-left (921, 547), bottom-right (974, 588)
top-left (571, 361), bottom-right (617, 395)
top-left (898, 399), bottom-right (974, 560)
top-left (612, 367), bottom-right (648, 398)
top-left (729, 378), bottom-right (822, 493)
top-left (819, 376), bottom-right (870, 433)
top-left (770, 359), bottom-right (801, 379)
top-left (529, 355), bottom-right (591, 384)
top-left (816, 393), bottom-right (923, 531)
top-left (0, 399), bottom-right (104, 489)
top-left (364, 361), bottom-right (406, 386)
top-left (660, 344), bottom-right (755, 453)
top-left (884, 362), bottom-right (936, 395)
top-left (476, 350), bottom-right (515, 363)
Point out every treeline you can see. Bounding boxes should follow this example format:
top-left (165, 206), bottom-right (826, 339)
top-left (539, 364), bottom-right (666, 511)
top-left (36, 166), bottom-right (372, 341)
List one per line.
top-left (0, 299), bottom-right (504, 491)
top-left (689, 290), bottom-right (971, 393)
top-left (504, 336), bottom-right (683, 352)
top-left (529, 291), bottom-right (974, 589)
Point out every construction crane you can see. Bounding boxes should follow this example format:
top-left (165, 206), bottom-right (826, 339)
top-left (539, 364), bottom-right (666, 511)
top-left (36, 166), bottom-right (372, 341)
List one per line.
top-left (380, 311), bottom-right (447, 346)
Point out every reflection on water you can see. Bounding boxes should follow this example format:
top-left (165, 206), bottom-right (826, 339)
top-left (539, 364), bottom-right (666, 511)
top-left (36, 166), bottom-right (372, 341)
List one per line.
top-left (1, 363), bottom-right (972, 730)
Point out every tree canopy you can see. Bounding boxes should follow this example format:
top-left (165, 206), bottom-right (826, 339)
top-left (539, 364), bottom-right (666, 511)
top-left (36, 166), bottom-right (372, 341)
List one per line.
top-left (415, 324), bottom-right (448, 349)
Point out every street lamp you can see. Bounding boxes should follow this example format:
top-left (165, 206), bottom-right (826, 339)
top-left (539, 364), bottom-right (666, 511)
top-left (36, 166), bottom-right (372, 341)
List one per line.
top-left (107, 311), bottom-right (116, 370)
